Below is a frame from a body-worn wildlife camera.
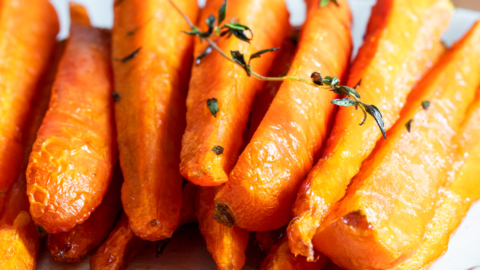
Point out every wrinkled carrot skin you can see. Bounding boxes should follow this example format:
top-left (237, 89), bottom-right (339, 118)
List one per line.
top-left (0, 40), bottom-right (65, 270)
top-left (196, 187), bottom-right (249, 270)
top-left (247, 32), bottom-right (299, 139)
top-left (289, 0), bottom-right (453, 260)
top-left (180, 0), bottom-right (290, 186)
top-left (113, 0), bottom-right (198, 241)
top-left (258, 236), bottom-right (328, 270)
top-left (47, 166), bottom-right (123, 262)
top-left (0, 0), bottom-right (59, 211)
top-left (255, 227), bottom-right (285, 252)
top-left (390, 88), bottom-right (480, 270)
top-left (214, 0), bottom-right (352, 232)
top-left (180, 182), bottom-right (198, 225)
top-left (313, 22), bottom-right (480, 270)
top-left (90, 213), bottom-right (147, 270)
top-left (26, 4), bottom-right (116, 234)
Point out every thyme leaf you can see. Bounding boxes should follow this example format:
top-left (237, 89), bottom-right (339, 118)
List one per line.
top-left (422, 101), bottom-right (431, 110)
top-left (332, 98), bottom-right (357, 107)
top-left (231, 50), bottom-right (250, 76)
top-left (196, 44), bottom-right (214, 65)
top-left (218, 0), bottom-right (227, 26)
top-left (406, 119), bottom-right (413, 132)
top-left (249, 47), bottom-right (280, 65)
top-left (119, 47), bottom-right (141, 63)
top-left (212, 145), bottom-right (224, 155)
top-left (320, 0), bottom-right (339, 8)
top-left (207, 98), bottom-right (219, 117)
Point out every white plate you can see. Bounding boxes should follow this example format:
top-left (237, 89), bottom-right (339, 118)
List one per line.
top-left (37, 1), bottom-right (480, 269)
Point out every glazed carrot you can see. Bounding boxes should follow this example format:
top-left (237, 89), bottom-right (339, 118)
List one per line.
top-left (258, 236), bottom-right (328, 270)
top-left (196, 187), bottom-right (249, 270)
top-left (26, 3), bottom-right (116, 234)
top-left (179, 182), bottom-right (198, 225)
top-left (247, 31), bottom-right (299, 139)
top-left (0, 0), bottom-right (59, 211)
top-left (389, 88), bottom-right (480, 270)
top-left (289, 0), bottom-right (453, 260)
top-left (90, 213), bottom-right (147, 270)
top-left (113, 0), bottom-right (198, 241)
top-left (255, 227), bottom-right (285, 252)
top-left (0, 40), bottom-right (64, 270)
top-left (213, 0), bottom-right (352, 231)
top-left (47, 166), bottom-right (123, 262)
top-left (313, 21), bottom-right (480, 270)
top-left (180, 0), bottom-right (290, 186)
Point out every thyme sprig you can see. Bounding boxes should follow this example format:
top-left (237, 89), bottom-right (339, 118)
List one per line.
top-left (168, 0), bottom-right (386, 139)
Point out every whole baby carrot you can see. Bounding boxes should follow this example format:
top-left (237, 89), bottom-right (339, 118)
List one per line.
top-left (213, 0), bottom-right (352, 231)
top-left (180, 0), bottom-right (290, 186)
top-left (196, 187), bottom-right (249, 270)
top-left (0, 0), bottom-right (59, 211)
top-left (313, 21), bottom-right (480, 270)
top-left (0, 39), bottom-right (64, 270)
top-left (112, 0), bottom-right (199, 241)
top-left (389, 87), bottom-right (480, 270)
top-left (26, 3), bottom-right (116, 234)
top-left (289, 0), bottom-right (453, 260)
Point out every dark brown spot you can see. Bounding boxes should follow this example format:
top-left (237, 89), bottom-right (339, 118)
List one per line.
top-left (156, 238), bottom-right (170, 257)
top-left (212, 203), bottom-right (235, 227)
top-left (149, 219), bottom-right (161, 226)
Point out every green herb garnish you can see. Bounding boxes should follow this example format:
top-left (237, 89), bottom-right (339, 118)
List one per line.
top-left (320, 0), bottom-right (339, 8)
top-left (112, 92), bottom-right (120, 102)
top-left (406, 119), bottom-right (413, 132)
top-left (212, 145), bottom-right (224, 155)
top-left (207, 98), bottom-right (219, 117)
top-left (422, 101), bottom-right (431, 110)
top-left (119, 47), bottom-right (141, 63)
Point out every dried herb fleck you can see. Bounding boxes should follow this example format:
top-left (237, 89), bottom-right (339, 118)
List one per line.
top-left (112, 92), bottom-right (120, 102)
top-left (207, 98), bottom-right (219, 117)
top-left (406, 119), bottom-right (413, 132)
top-left (212, 145), bottom-right (224, 155)
top-left (422, 101), bottom-right (431, 110)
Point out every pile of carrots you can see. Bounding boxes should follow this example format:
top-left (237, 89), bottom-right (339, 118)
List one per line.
top-left (1, 0), bottom-right (480, 269)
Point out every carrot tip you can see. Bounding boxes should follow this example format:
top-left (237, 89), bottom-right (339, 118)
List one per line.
top-left (212, 203), bottom-right (236, 227)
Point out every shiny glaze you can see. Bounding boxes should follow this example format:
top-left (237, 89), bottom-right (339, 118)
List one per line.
top-left (180, 0), bottom-right (290, 186)
top-left (0, 38), bottom-right (64, 270)
top-left (289, 0), bottom-right (453, 260)
top-left (214, 0), bottom-right (352, 231)
top-left (112, 0), bottom-right (198, 241)
top-left (313, 21), bottom-right (480, 270)
top-left (390, 88), bottom-right (480, 269)
top-left (257, 236), bottom-right (328, 270)
top-left (26, 4), bottom-right (116, 234)
top-left (196, 187), bottom-right (249, 270)
top-left (90, 213), bottom-right (147, 270)
top-left (47, 166), bottom-right (122, 262)
top-left (0, 0), bottom-right (59, 211)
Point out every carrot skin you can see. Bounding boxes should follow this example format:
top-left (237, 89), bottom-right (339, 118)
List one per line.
top-left (0, 0), bottom-right (59, 210)
top-left (180, 0), bottom-right (290, 186)
top-left (258, 236), bottom-right (328, 270)
top-left (313, 21), bottom-right (480, 270)
top-left (213, 0), bottom-right (352, 232)
top-left (47, 166), bottom-right (123, 262)
top-left (389, 89), bottom-right (480, 269)
top-left (90, 213), bottom-right (147, 270)
top-left (112, 0), bottom-right (199, 241)
top-left (196, 187), bottom-right (249, 270)
top-left (288, 0), bottom-right (453, 260)
top-left (0, 39), bottom-right (65, 270)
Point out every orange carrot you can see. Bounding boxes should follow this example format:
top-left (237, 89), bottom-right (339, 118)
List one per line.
top-left (313, 21), bottom-right (480, 270)
top-left (389, 88), bottom-right (480, 270)
top-left (47, 166), bottom-right (123, 262)
top-left (26, 3), bottom-right (116, 234)
top-left (213, 0), bottom-right (352, 231)
top-left (258, 236), bottom-right (328, 270)
top-left (180, 0), bottom-right (290, 186)
top-left (0, 0), bottom-right (59, 211)
top-left (112, 0), bottom-right (199, 241)
top-left (255, 227), bottom-right (285, 252)
top-left (0, 40), bottom-right (64, 270)
top-left (90, 213), bottom-right (147, 270)
top-left (196, 187), bottom-right (249, 270)
top-left (179, 182), bottom-right (198, 225)
top-left (289, 0), bottom-right (453, 260)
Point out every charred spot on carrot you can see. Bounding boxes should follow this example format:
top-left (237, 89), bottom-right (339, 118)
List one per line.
top-left (206, 98), bottom-right (219, 117)
top-left (212, 146), bottom-right (224, 155)
top-left (213, 203), bottom-right (236, 227)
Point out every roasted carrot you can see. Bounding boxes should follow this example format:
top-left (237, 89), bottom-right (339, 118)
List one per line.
top-left (247, 31), bottom-right (299, 139)
top-left (255, 227), bottom-right (285, 252)
top-left (288, 0), bottom-right (453, 260)
top-left (180, 0), bottom-right (290, 186)
top-left (213, 0), bottom-right (352, 231)
top-left (389, 88), bottom-right (480, 270)
top-left (0, 40), bottom-right (64, 270)
top-left (258, 236), bottom-right (328, 270)
top-left (0, 0), bottom-right (59, 211)
top-left (113, 0), bottom-right (198, 241)
top-left (179, 182), bottom-right (198, 225)
top-left (313, 21), bottom-right (480, 270)
top-left (26, 3), bottom-right (116, 234)
top-left (196, 187), bottom-right (249, 270)
top-left (90, 213), bottom-right (147, 270)
top-left (47, 166), bottom-right (123, 262)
